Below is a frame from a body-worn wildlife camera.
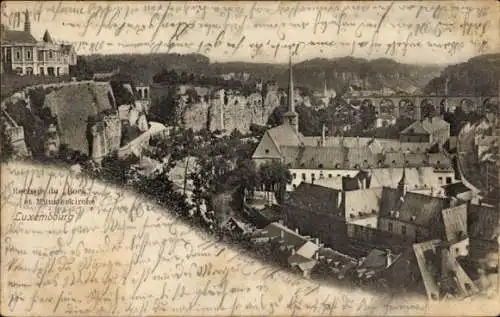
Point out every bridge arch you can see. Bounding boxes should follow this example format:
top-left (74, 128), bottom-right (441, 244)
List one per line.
top-left (459, 98), bottom-right (475, 113)
top-left (398, 99), bottom-right (416, 119)
top-left (378, 99), bottom-right (396, 116)
top-left (420, 99), bottom-right (436, 118)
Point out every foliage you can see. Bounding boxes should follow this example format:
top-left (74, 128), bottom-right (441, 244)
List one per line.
top-left (424, 54), bottom-right (500, 96)
top-left (258, 161), bottom-right (292, 203)
top-left (97, 152), bottom-right (140, 185)
top-left (0, 118), bottom-right (14, 162)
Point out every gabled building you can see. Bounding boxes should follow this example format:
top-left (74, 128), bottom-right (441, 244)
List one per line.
top-left (1, 11), bottom-right (77, 76)
top-left (413, 239), bottom-right (478, 300)
top-left (377, 173), bottom-right (451, 242)
top-left (400, 116), bottom-right (450, 147)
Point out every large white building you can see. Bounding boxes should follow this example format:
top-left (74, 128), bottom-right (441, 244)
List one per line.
top-left (0, 11), bottom-right (77, 76)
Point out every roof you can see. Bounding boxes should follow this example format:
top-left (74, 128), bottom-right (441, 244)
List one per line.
top-left (258, 222), bottom-right (308, 248)
top-left (368, 167), bottom-right (442, 190)
top-left (291, 146), bottom-right (345, 169)
top-left (441, 205), bottom-right (468, 243)
top-left (267, 124), bottom-right (302, 147)
top-left (42, 30), bottom-right (54, 43)
top-left (442, 182), bottom-right (471, 197)
top-left (379, 190), bottom-right (449, 227)
top-left (285, 183), bottom-right (342, 217)
top-left (401, 121), bottom-right (430, 135)
top-left (422, 117), bottom-right (450, 133)
top-left (295, 241), bottom-right (319, 259)
top-left (468, 204), bottom-right (499, 241)
top-left (358, 249), bottom-right (398, 271)
top-left (1, 29), bottom-right (37, 44)
top-left (413, 240), bottom-right (478, 300)
top-left (345, 188), bottom-right (384, 217)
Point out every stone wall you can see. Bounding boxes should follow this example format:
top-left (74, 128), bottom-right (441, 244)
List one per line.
top-left (181, 89), bottom-right (280, 133)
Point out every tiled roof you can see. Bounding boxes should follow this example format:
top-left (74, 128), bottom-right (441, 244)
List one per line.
top-left (441, 205), bottom-right (468, 243)
top-left (358, 249), bottom-right (398, 271)
top-left (292, 146), bottom-right (345, 169)
top-left (468, 204), bottom-right (499, 240)
top-left (1, 30), bottom-right (37, 44)
top-left (422, 117), bottom-right (450, 133)
top-left (345, 188), bottom-right (384, 217)
top-left (380, 190), bottom-right (449, 227)
top-left (368, 167), bottom-right (444, 190)
top-left (285, 183), bottom-right (342, 217)
top-left (267, 124), bottom-right (302, 147)
top-left (401, 121), bottom-right (430, 135)
top-left (258, 222), bottom-right (308, 248)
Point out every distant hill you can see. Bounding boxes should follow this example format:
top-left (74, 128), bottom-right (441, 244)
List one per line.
top-left (424, 54), bottom-right (500, 96)
top-left (78, 53), bottom-right (443, 94)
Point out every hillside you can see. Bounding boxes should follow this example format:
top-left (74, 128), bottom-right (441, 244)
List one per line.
top-left (78, 54), bottom-right (443, 94)
top-left (425, 54), bottom-right (500, 96)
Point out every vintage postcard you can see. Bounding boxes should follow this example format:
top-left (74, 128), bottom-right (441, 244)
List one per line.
top-left (1, 1), bottom-right (499, 316)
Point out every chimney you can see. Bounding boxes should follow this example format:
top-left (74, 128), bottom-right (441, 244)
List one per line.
top-left (321, 124), bottom-right (326, 146)
top-left (385, 249), bottom-right (393, 268)
top-left (24, 10), bottom-right (31, 34)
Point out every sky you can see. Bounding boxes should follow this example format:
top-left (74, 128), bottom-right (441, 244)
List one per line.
top-left (2, 1), bottom-right (498, 64)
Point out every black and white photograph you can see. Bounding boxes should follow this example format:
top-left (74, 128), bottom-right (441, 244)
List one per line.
top-left (1, 1), bottom-right (499, 316)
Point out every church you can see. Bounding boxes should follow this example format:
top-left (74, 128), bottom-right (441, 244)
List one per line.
top-left (0, 10), bottom-right (77, 76)
top-left (251, 56), bottom-right (457, 193)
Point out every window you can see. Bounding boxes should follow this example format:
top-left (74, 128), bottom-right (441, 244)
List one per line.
top-left (38, 50), bottom-right (43, 60)
top-left (446, 177), bottom-right (452, 184)
top-left (311, 173), bottom-right (315, 180)
top-left (455, 247), bottom-right (459, 253)
top-left (40, 67), bottom-right (44, 75)
top-left (388, 222), bottom-right (393, 232)
top-left (292, 173), bottom-right (297, 179)
top-left (438, 177), bottom-right (443, 184)
top-left (301, 173), bottom-right (306, 180)
top-left (265, 149), bottom-right (269, 154)
top-left (15, 67), bottom-right (22, 75)
top-left (318, 163), bottom-right (324, 168)
top-left (402, 225), bottom-right (407, 236)
top-left (328, 174), bottom-right (332, 178)
top-left (49, 50), bottom-right (53, 58)
top-left (26, 49), bottom-right (32, 60)
top-left (15, 50), bottom-right (21, 60)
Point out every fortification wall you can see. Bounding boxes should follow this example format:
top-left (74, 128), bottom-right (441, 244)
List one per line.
top-left (182, 90), bottom-right (280, 133)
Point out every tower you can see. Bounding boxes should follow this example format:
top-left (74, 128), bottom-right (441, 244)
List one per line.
top-left (397, 166), bottom-right (407, 200)
top-left (24, 10), bottom-right (31, 34)
top-left (282, 54), bottom-right (299, 133)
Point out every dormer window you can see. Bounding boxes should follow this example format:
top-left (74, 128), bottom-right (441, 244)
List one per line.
top-left (265, 149), bottom-right (269, 154)
top-left (411, 215), bottom-right (416, 221)
top-left (318, 163), bottom-right (324, 168)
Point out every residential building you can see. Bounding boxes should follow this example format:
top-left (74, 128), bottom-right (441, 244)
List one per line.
top-left (467, 203), bottom-right (499, 267)
top-left (1, 11), bottom-right (77, 76)
top-left (377, 178), bottom-right (452, 242)
top-left (281, 183), bottom-right (348, 251)
top-left (412, 239), bottom-right (479, 300)
top-left (400, 117), bottom-right (450, 147)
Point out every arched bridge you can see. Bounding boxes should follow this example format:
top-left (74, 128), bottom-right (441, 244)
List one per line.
top-left (345, 95), bottom-right (498, 120)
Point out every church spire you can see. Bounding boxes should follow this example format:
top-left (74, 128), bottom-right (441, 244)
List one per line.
top-left (282, 52), bottom-right (299, 133)
top-left (288, 53), bottom-right (295, 113)
top-left (24, 10), bottom-right (31, 34)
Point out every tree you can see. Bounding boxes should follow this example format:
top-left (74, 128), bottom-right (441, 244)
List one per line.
top-left (0, 119), bottom-right (14, 162)
top-left (258, 161), bottom-right (292, 203)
